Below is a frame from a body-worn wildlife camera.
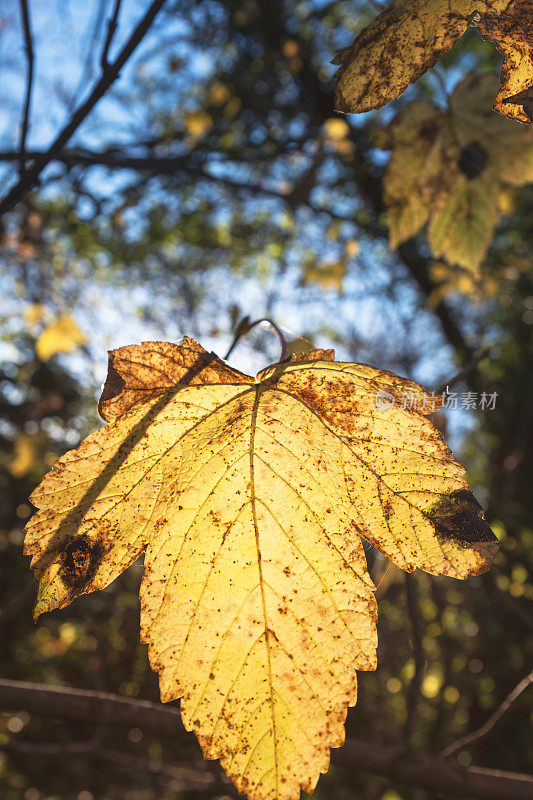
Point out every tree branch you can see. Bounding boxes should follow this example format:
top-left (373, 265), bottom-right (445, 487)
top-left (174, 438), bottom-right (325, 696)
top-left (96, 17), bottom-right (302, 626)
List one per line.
top-left (441, 669), bottom-right (533, 759)
top-left (1, 738), bottom-right (222, 793)
top-left (0, 0), bottom-right (168, 218)
top-left (100, 0), bottom-right (123, 70)
top-left (18, 0), bottom-right (34, 176)
top-left (0, 679), bottom-right (531, 800)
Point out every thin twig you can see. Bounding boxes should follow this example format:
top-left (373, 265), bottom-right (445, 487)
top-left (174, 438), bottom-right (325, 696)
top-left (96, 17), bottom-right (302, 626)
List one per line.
top-left (0, 0), bottom-right (168, 218)
top-left (100, 0), bottom-right (123, 70)
top-left (224, 317), bottom-right (288, 362)
top-left (441, 669), bottom-right (533, 759)
top-left (18, 0), bottom-right (34, 176)
top-left (436, 346), bottom-right (491, 395)
top-left (404, 572), bottom-right (425, 744)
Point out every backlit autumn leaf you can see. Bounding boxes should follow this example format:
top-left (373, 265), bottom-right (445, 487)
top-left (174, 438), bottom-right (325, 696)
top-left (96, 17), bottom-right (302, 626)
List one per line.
top-left (474, 0), bottom-right (533, 123)
top-left (333, 0), bottom-right (532, 123)
top-left (25, 338), bottom-right (498, 800)
top-left (375, 73), bottom-right (533, 273)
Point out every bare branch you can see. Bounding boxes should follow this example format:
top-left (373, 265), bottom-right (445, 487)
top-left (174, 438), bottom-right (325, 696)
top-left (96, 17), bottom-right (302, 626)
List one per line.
top-left (0, 679), bottom-right (532, 800)
top-left (0, 738), bottom-right (222, 792)
top-left (18, 0), bottom-right (34, 176)
top-left (436, 347), bottom-right (491, 394)
top-left (441, 669), bottom-right (533, 759)
top-left (100, 0), bottom-right (123, 70)
top-left (0, 143), bottom-right (475, 364)
top-left (0, 0), bottom-right (168, 218)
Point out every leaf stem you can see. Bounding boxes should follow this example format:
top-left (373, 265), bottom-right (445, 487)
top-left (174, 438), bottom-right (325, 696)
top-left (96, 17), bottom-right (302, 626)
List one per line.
top-left (224, 318), bottom-right (288, 362)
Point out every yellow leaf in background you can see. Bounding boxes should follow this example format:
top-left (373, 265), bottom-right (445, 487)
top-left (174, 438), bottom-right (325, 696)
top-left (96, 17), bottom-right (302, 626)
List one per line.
top-left (323, 117), bottom-right (350, 141)
top-left (374, 102), bottom-right (457, 249)
top-left (429, 262), bottom-right (450, 284)
top-left (10, 434), bottom-right (37, 478)
top-left (449, 73), bottom-right (533, 183)
top-left (36, 315), bottom-right (87, 362)
top-left (375, 72), bottom-right (533, 274)
top-left (24, 303), bottom-right (47, 327)
top-left (25, 338), bottom-right (498, 800)
top-left (333, 0), bottom-right (530, 123)
top-left (429, 261), bottom-right (500, 303)
top-left (184, 110), bottom-right (213, 139)
top-left (208, 81), bottom-right (231, 106)
top-left (301, 260), bottom-right (346, 290)
top-left (498, 188), bottom-right (516, 213)
top-left (322, 118), bottom-right (354, 155)
top-left (345, 239), bottom-right (360, 257)
top-left (428, 171), bottom-right (500, 277)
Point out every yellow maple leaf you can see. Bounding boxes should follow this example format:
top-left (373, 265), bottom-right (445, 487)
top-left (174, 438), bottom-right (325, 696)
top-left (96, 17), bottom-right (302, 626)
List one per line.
top-left (474, 0), bottom-right (533, 123)
top-left (373, 101), bottom-right (458, 250)
top-left (333, 0), bottom-right (532, 123)
top-left (301, 260), bottom-right (346, 290)
top-left (375, 72), bottom-right (533, 273)
top-left (24, 338), bottom-right (498, 800)
top-left (36, 315), bottom-right (87, 362)
top-left (428, 170), bottom-right (500, 273)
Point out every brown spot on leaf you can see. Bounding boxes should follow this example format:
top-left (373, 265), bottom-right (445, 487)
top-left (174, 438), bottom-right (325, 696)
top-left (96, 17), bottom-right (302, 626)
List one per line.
top-left (60, 536), bottom-right (104, 591)
top-left (427, 489), bottom-right (497, 545)
top-left (458, 141), bottom-right (489, 179)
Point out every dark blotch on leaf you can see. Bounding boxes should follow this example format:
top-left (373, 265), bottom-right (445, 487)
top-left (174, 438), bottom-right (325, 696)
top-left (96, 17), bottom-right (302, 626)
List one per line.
top-left (458, 141), bottom-right (488, 180)
top-left (427, 489), bottom-right (497, 545)
top-left (61, 536), bottom-right (103, 590)
top-left (419, 120), bottom-right (439, 142)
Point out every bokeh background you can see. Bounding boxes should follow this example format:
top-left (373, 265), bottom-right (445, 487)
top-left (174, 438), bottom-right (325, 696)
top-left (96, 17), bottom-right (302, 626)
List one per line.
top-left (0, 1), bottom-right (532, 799)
